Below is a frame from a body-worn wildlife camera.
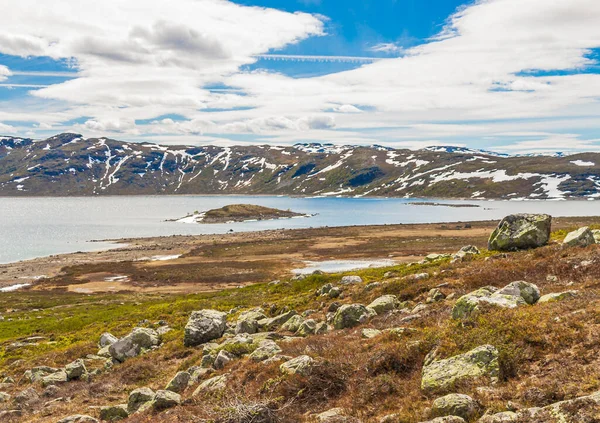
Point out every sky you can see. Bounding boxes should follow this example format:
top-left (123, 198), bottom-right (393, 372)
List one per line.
top-left (1, 0), bottom-right (600, 154)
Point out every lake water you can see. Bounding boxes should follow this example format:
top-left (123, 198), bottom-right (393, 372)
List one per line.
top-left (0, 195), bottom-right (598, 264)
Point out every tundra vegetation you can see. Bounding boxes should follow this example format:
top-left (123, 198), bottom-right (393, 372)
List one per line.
top-left (1, 216), bottom-right (600, 422)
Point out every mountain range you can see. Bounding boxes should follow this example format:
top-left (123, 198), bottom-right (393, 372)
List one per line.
top-left (0, 132), bottom-right (599, 199)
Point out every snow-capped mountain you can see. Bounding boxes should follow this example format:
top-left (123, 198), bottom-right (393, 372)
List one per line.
top-left (0, 133), bottom-right (599, 200)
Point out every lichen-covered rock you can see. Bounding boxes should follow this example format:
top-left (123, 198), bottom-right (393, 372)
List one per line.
top-left (592, 229), bottom-right (600, 244)
top-left (426, 254), bottom-right (451, 262)
top-left (249, 339), bottom-right (282, 361)
top-left (317, 283), bottom-right (334, 296)
top-left (14, 387), bottom-right (40, 405)
top-left (24, 366), bottom-right (60, 383)
top-left (431, 393), bottom-right (480, 420)
top-left (419, 417), bottom-right (466, 423)
top-left (538, 290), bottom-right (578, 303)
top-left (296, 319), bottom-right (318, 337)
top-left (235, 309), bottom-right (266, 335)
top-left (421, 345), bottom-right (500, 392)
top-left (494, 281), bottom-right (540, 305)
top-left (427, 288), bottom-right (446, 303)
top-left (65, 359), bottom-right (87, 381)
top-left (152, 390), bottom-right (181, 410)
top-left (477, 411), bottom-right (518, 422)
top-left (500, 391), bottom-right (600, 422)
top-left (99, 333), bottom-right (118, 347)
top-left (367, 295), bottom-right (399, 315)
top-left (281, 314), bottom-right (305, 332)
top-left (57, 415), bottom-right (100, 423)
top-left (41, 370), bottom-right (68, 387)
top-left (192, 375), bottom-right (228, 395)
top-left (109, 328), bottom-right (161, 362)
top-left (213, 350), bottom-right (234, 370)
top-left (488, 214), bottom-right (551, 251)
top-left (99, 404), bottom-right (128, 421)
top-left (452, 245), bottom-right (481, 262)
top-left (362, 328), bottom-right (382, 339)
top-left (165, 371), bottom-right (191, 393)
top-left (332, 304), bottom-right (376, 329)
top-left (127, 387), bottom-right (155, 414)
top-left (129, 327), bottom-right (160, 348)
top-left (563, 226), bottom-right (596, 247)
top-left (280, 355), bottom-right (315, 376)
top-left (340, 275), bottom-right (363, 285)
top-left (452, 286), bottom-right (527, 319)
top-left (184, 309), bottom-right (228, 347)
top-left (261, 310), bottom-right (298, 331)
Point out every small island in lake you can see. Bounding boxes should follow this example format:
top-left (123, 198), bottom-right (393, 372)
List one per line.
top-left (174, 204), bottom-right (314, 224)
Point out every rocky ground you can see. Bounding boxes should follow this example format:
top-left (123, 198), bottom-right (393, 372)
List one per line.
top-left (1, 216), bottom-right (600, 422)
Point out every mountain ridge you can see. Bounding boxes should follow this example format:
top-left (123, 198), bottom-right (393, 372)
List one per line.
top-left (0, 133), bottom-right (599, 199)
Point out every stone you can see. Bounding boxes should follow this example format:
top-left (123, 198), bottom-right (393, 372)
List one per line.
top-left (563, 227), bottom-right (596, 247)
top-left (109, 327), bottom-right (160, 362)
top-left (99, 404), bottom-right (128, 421)
top-left (192, 375), bottom-right (228, 395)
top-left (506, 391), bottom-right (600, 422)
top-left (235, 309), bottom-right (266, 335)
top-left (14, 387), bottom-right (39, 406)
top-left (367, 295), bottom-right (399, 315)
top-left (317, 283), bottom-right (333, 296)
top-left (24, 366), bottom-right (60, 383)
top-left (328, 287), bottom-right (342, 298)
top-left (421, 345), bottom-right (500, 392)
top-left (452, 245), bottom-right (481, 262)
top-left (0, 392), bottom-right (10, 403)
top-left (41, 370), bottom-right (68, 387)
top-left (477, 412), bottom-right (518, 422)
top-left (280, 355), bottom-right (315, 376)
top-left (156, 326), bottom-right (172, 336)
top-left (129, 327), bottom-right (160, 348)
top-left (152, 390), bottom-right (181, 410)
top-left (315, 322), bottom-right (329, 334)
top-left (362, 328), bottom-right (382, 339)
top-left (494, 281), bottom-right (540, 305)
top-left (431, 393), bottom-right (480, 420)
top-left (281, 314), bottom-right (305, 332)
top-left (426, 254), bottom-right (451, 262)
top-left (165, 371), bottom-right (191, 393)
top-left (332, 304), bottom-right (376, 329)
top-left (419, 417), bottom-right (465, 423)
top-left (427, 288), bottom-right (446, 303)
top-left (261, 310), bottom-right (298, 331)
top-left (249, 339), bottom-right (282, 361)
top-left (296, 319), bottom-right (318, 337)
top-left (127, 387), bottom-right (155, 414)
top-left (184, 309), bottom-right (228, 347)
top-left (592, 229), bottom-right (600, 243)
top-left (452, 286), bottom-right (526, 319)
top-left (65, 359), bottom-right (87, 380)
top-left (538, 291), bottom-right (578, 303)
top-left (340, 276), bottom-right (363, 285)
top-left (213, 350), bottom-right (234, 370)
top-left (57, 415), bottom-right (100, 423)
top-left (316, 408), bottom-right (345, 422)
top-left (488, 214), bottom-right (552, 251)
top-left (97, 346), bottom-right (111, 358)
top-left (99, 333), bottom-right (118, 347)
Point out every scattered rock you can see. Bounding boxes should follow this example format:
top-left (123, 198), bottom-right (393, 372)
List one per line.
top-left (235, 309), bottom-right (266, 335)
top-left (109, 327), bottom-right (161, 362)
top-left (249, 339), bottom-right (282, 361)
top-left (427, 288), bottom-right (446, 303)
top-left (563, 226), bottom-right (595, 247)
top-left (213, 350), bottom-right (234, 370)
top-left (280, 355), bottom-right (314, 376)
top-left (452, 245), bottom-right (480, 262)
top-left (362, 328), bottom-right (382, 339)
top-left (99, 333), bottom-right (118, 347)
top-left (165, 371), bottom-right (190, 393)
top-left (419, 417), bottom-right (465, 423)
top-left (494, 281), bottom-right (540, 305)
top-left (127, 387), bottom-right (155, 414)
top-left (488, 214), bottom-right (551, 251)
top-left (431, 393), bottom-right (480, 421)
top-left (152, 390), bottom-right (181, 410)
top-left (281, 314), bottom-right (305, 332)
top-left (340, 276), bottom-right (363, 285)
top-left (421, 345), bottom-right (500, 392)
top-left (452, 282), bottom-right (539, 319)
top-left (296, 319), bottom-right (318, 337)
top-left (477, 412), bottom-right (518, 422)
top-left (592, 229), bottom-right (600, 244)
top-left (367, 295), bottom-right (399, 315)
top-left (65, 359), bottom-right (87, 381)
top-left (538, 290), bottom-right (578, 303)
top-left (193, 375), bottom-right (228, 395)
top-left (426, 254), bottom-right (451, 262)
top-left (0, 392), bottom-right (10, 403)
top-left (57, 415), bottom-right (99, 423)
top-left (99, 404), bottom-right (128, 421)
top-left (184, 309), bottom-right (228, 347)
top-left (332, 304), bottom-right (376, 329)
top-left (41, 370), bottom-right (68, 387)
top-left (261, 310), bottom-right (298, 331)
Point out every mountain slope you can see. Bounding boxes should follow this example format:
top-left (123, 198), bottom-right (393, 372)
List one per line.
top-left (1, 133), bottom-right (599, 199)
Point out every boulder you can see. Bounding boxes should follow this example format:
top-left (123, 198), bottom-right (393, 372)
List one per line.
top-left (0, 392), bottom-right (10, 403)
top-left (280, 355), bottom-right (315, 376)
top-left (65, 359), bottom-right (87, 381)
top-left (41, 370), bottom-right (68, 387)
top-left (99, 333), bottom-right (118, 347)
top-left (426, 254), bottom-right (451, 262)
top-left (235, 309), bottom-right (266, 335)
top-left (249, 339), bottom-right (282, 361)
top-left (152, 390), bottom-right (181, 410)
top-left (184, 309), bottom-right (228, 347)
top-left (494, 281), bottom-right (540, 305)
top-left (367, 295), bottom-right (399, 315)
top-left (421, 345), bottom-right (500, 392)
top-left (328, 287), bottom-right (342, 298)
top-left (538, 290), bottom-right (578, 303)
top-left (317, 283), bottom-right (334, 296)
top-left (592, 229), bottom-right (600, 243)
top-left (129, 327), bottom-right (160, 348)
top-left (332, 304), bottom-right (376, 329)
top-left (419, 417), bottom-right (466, 423)
top-left (14, 387), bottom-right (40, 405)
top-left (127, 387), bottom-right (155, 414)
top-left (427, 288), bottom-right (446, 303)
top-left (193, 375), bottom-right (228, 395)
top-left (57, 416), bottom-right (100, 423)
top-left (296, 319), bottom-right (318, 337)
top-left (452, 245), bottom-right (481, 262)
top-left (109, 327), bottom-right (161, 362)
top-left (477, 412), bottom-right (518, 422)
top-left (431, 393), bottom-right (480, 421)
top-left (340, 276), bottom-right (363, 285)
top-left (213, 350), bottom-right (234, 370)
top-left (165, 371), bottom-right (191, 393)
top-left (563, 227), bottom-right (595, 247)
top-left (452, 286), bottom-right (528, 319)
top-left (500, 391), bottom-right (600, 422)
top-left (281, 314), bottom-right (305, 332)
top-left (99, 404), bottom-right (128, 421)
top-left (260, 310), bottom-right (298, 331)
top-left (24, 366), bottom-right (60, 383)
top-left (362, 328), bottom-right (382, 339)
top-left (488, 214), bottom-right (551, 251)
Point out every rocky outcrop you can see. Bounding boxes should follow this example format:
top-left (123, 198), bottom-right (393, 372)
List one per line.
top-left (184, 310), bottom-right (228, 347)
top-left (563, 226), bottom-right (596, 247)
top-left (488, 214), bottom-right (551, 251)
top-left (421, 345), bottom-right (500, 392)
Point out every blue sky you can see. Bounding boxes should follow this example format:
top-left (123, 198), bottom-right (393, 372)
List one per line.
top-left (1, 0), bottom-right (600, 154)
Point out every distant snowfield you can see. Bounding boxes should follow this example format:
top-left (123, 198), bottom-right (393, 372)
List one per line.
top-left (571, 160), bottom-right (595, 167)
top-left (0, 283), bottom-right (31, 292)
top-left (292, 259), bottom-right (397, 275)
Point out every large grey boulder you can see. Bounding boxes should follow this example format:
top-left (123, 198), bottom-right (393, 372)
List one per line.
top-left (213, 350), bottom-right (234, 370)
top-left (192, 375), bottom-right (228, 395)
top-left (281, 314), bottom-right (305, 332)
top-left (296, 319), bottom-right (318, 337)
top-left (494, 281), bottom-right (540, 305)
top-left (340, 276), bottom-right (363, 285)
top-left (129, 327), bottom-right (160, 348)
top-left (184, 310), bottom-right (228, 347)
top-left (24, 366), bottom-right (60, 383)
top-left (563, 227), bottom-right (596, 247)
top-left (260, 310), bottom-right (298, 331)
top-left (367, 295), bottom-right (399, 315)
top-left (488, 214), bottom-right (551, 251)
top-left (57, 416), bottom-right (100, 423)
top-left (127, 387), bottom-right (155, 414)
top-left (99, 333), bottom-right (118, 347)
top-left (65, 359), bottom-right (87, 380)
top-left (152, 390), bottom-right (181, 410)
top-left (280, 355), bottom-right (315, 376)
top-left (109, 327), bottom-right (161, 362)
top-left (41, 370), bottom-right (68, 387)
top-left (165, 371), bottom-right (191, 393)
top-left (235, 309), bottom-right (266, 334)
top-left (421, 345), bottom-right (499, 392)
top-left (431, 393), bottom-right (480, 421)
top-left (249, 339), bottom-right (282, 361)
top-left (332, 304), bottom-right (376, 329)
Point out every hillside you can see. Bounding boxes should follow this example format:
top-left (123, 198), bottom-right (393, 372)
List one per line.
top-left (1, 133), bottom-right (600, 199)
top-left (1, 216), bottom-right (600, 422)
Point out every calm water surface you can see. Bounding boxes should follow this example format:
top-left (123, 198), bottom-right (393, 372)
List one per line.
top-left (0, 196), bottom-right (598, 264)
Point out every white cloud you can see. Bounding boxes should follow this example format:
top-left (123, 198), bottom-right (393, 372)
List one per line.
top-left (0, 66), bottom-right (10, 81)
top-left (0, 122), bottom-right (17, 134)
top-left (334, 104), bottom-right (362, 113)
top-left (370, 43), bottom-right (405, 55)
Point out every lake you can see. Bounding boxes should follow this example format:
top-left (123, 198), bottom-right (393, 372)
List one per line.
top-left (0, 196), bottom-right (598, 264)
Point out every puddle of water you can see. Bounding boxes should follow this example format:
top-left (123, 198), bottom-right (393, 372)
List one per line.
top-left (0, 283), bottom-right (31, 292)
top-left (151, 254), bottom-right (182, 261)
top-left (292, 259), bottom-right (397, 275)
top-left (104, 275), bottom-right (129, 282)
